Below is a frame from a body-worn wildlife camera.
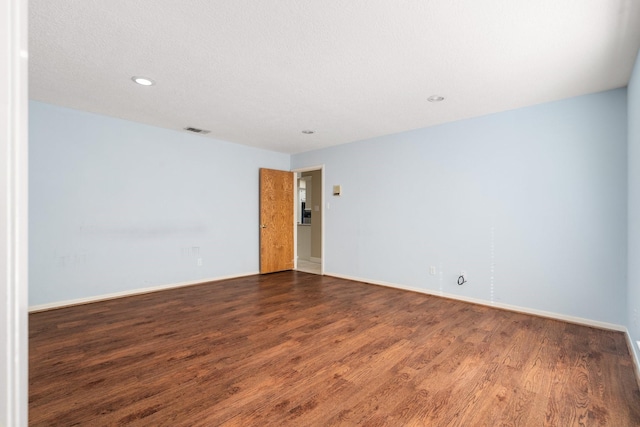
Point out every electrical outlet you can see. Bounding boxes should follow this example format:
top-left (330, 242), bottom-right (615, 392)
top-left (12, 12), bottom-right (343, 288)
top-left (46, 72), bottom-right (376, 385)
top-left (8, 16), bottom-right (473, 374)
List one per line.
top-left (429, 266), bottom-right (436, 275)
top-left (197, 258), bottom-right (202, 267)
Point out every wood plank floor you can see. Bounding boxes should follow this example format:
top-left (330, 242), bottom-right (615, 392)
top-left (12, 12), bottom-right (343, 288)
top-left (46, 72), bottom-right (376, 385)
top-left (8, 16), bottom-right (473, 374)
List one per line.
top-left (29, 272), bottom-right (640, 426)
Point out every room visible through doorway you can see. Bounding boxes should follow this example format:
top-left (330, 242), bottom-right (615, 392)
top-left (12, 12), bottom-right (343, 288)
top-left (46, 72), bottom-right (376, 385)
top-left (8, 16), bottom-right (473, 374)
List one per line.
top-left (295, 167), bottom-right (323, 275)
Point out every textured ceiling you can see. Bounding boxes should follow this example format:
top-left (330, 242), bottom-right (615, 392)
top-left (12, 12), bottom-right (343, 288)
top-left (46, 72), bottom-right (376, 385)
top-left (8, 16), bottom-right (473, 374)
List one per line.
top-left (29, 0), bottom-right (640, 154)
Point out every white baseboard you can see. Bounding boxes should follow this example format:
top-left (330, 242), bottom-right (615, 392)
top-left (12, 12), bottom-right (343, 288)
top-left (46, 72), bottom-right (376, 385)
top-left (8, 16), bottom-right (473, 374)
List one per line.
top-left (623, 328), bottom-right (640, 389)
top-left (309, 257), bottom-right (321, 263)
top-left (28, 271), bottom-right (260, 313)
top-left (29, 269), bottom-right (638, 386)
top-left (325, 272), bottom-right (626, 332)
top-left (29, 269), bottom-right (627, 333)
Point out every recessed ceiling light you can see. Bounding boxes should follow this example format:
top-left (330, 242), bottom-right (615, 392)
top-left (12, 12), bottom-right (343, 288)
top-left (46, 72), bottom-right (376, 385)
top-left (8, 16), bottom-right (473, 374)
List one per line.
top-left (131, 76), bottom-right (155, 86)
top-left (428, 95), bottom-right (445, 102)
top-left (302, 130), bottom-right (315, 134)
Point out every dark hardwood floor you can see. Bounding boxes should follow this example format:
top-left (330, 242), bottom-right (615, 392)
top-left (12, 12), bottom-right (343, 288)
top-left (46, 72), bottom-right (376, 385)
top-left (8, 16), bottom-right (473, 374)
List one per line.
top-left (29, 272), bottom-right (640, 426)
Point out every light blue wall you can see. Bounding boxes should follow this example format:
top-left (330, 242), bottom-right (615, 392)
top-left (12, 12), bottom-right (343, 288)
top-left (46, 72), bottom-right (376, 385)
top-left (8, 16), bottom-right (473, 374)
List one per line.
top-left (29, 101), bottom-right (289, 306)
top-left (293, 89), bottom-right (628, 325)
top-left (31, 89), bottom-right (630, 326)
top-left (628, 50), bottom-right (640, 365)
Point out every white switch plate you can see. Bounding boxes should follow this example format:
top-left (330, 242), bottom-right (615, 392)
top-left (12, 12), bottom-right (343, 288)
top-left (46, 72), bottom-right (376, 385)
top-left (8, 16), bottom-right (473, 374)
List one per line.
top-left (197, 258), bottom-right (202, 266)
top-left (429, 266), bottom-right (436, 275)
top-left (637, 341), bottom-right (640, 351)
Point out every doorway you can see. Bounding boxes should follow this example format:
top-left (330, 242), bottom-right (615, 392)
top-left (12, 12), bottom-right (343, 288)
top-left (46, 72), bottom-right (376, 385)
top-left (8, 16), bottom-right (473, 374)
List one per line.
top-left (294, 166), bottom-right (323, 275)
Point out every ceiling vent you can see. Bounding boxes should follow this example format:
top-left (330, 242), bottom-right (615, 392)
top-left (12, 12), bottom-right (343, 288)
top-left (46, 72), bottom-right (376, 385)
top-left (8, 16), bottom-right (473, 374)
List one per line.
top-left (183, 127), bottom-right (211, 135)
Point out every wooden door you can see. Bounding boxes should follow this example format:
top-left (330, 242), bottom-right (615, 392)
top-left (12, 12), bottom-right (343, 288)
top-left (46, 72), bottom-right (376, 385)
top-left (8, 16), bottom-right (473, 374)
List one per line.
top-left (259, 168), bottom-right (294, 274)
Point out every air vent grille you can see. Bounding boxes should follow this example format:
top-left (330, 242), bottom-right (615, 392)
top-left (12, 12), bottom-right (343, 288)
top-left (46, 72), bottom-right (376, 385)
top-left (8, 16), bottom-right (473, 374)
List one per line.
top-left (183, 127), bottom-right (211, 135)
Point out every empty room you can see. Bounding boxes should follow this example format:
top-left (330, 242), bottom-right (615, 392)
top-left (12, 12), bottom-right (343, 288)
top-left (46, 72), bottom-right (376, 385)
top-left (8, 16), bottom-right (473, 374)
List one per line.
top-left (3, 0), bottom-right (640, 425)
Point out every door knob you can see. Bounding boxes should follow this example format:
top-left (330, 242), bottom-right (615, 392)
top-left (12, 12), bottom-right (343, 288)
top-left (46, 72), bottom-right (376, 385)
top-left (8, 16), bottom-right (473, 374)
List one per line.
top-left (260, 224), bottom-right (267, 229)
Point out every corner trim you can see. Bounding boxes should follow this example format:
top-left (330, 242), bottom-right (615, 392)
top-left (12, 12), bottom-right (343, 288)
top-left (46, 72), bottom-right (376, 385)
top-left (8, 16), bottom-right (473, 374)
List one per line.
top-left (28, 271), bottom-right (260, 313)
top-left (325, 272), bottom-right (626, 332)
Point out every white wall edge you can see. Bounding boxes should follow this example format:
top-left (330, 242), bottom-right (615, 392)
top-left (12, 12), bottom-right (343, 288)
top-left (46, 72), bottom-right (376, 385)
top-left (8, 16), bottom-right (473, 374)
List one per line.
top-left (29, 271), bottom-right (260, 313)
top-left (2, 0), bottom-right (28, 424)
top-left (325, 272), bottom-right (626, 332)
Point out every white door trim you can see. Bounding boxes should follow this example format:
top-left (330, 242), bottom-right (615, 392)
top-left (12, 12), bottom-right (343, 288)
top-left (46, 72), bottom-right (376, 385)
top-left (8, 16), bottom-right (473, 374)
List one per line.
top-left (1, 0), bottom-right (29, 424)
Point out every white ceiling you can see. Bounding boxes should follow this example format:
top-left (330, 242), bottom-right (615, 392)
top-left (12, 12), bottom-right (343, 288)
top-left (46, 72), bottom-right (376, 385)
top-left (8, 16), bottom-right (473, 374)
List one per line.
top-left (29, 0), bottom-right (640, 154)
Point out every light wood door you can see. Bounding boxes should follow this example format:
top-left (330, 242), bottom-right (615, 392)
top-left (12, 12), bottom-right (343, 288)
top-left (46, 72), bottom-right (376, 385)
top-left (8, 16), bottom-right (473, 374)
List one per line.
top-left (259, 168), bottom-right (294, 274)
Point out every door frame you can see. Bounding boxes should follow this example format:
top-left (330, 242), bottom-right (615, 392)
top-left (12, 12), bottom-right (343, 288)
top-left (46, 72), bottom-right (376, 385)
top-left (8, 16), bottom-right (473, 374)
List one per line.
top-left (1, 0), bottom-right (29, 424)
top-left (292, 165), bottom-right (325, 275)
